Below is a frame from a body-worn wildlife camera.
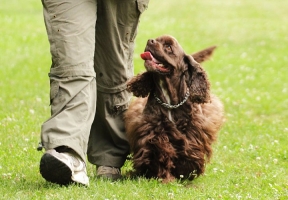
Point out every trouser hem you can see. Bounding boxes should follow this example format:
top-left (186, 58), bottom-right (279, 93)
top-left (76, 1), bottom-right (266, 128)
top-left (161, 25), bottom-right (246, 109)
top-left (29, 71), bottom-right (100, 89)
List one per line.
top-left (88, 153), bottom-right (128, 168)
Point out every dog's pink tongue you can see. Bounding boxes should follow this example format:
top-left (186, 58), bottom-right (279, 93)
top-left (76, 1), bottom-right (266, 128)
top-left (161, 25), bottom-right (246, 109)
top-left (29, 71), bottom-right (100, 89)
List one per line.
top-left (140, 52), bottom-right (152, 60)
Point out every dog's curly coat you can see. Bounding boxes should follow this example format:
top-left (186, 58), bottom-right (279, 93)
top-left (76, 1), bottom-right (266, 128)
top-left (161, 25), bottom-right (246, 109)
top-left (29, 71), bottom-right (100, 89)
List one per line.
top-left (124, 35), bottom-right (224, 182)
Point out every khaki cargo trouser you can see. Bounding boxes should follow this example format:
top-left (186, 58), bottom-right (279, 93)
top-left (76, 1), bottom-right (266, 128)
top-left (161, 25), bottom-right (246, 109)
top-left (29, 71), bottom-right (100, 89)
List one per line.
top-left (41, 0), bottom-right (149, 168)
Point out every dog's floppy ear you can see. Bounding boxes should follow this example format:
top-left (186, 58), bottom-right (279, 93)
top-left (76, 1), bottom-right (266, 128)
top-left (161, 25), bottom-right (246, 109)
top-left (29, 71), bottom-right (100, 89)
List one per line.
top-left (191, 46), bottom-right (216, 64)
top-left (126, 72), bottom-right (154, 97)
top-left (184, 55), bottom-right (210, 103)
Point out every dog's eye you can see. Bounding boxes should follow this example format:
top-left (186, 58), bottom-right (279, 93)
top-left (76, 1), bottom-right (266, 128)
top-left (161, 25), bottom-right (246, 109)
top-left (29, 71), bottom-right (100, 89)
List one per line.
top-left (165, 45), bottom-right (173, 53)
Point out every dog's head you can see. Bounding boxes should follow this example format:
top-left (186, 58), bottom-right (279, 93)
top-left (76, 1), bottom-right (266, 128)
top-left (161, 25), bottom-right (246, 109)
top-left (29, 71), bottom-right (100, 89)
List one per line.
top-left (140, 35), bottom-right (185, 75)
top-left (127, 35), bottom-right (215, 103)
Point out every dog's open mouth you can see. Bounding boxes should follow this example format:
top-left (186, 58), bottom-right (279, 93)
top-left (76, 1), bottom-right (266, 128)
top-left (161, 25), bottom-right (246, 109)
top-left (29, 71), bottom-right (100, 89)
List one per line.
top-left (140, 52), bottom-right (170, 73)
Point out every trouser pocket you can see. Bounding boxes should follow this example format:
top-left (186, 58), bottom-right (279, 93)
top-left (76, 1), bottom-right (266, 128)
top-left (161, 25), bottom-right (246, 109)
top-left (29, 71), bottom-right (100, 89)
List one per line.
top-left (94, 0), bottom-right (150, 93)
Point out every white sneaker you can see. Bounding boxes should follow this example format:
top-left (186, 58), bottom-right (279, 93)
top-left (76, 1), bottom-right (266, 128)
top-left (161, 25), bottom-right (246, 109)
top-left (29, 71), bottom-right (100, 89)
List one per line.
top-left (40, 149), bottom-right (89, 186)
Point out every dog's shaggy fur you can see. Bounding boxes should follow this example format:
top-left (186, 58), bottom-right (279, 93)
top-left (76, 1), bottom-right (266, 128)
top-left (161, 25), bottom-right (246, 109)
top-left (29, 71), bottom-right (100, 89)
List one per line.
top-left (124, 35), bottom-right (224, 182)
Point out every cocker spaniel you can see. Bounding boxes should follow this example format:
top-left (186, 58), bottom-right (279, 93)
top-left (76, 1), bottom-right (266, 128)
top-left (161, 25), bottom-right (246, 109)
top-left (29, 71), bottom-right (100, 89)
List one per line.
top-left (124, 35), bottom-right (224, 182)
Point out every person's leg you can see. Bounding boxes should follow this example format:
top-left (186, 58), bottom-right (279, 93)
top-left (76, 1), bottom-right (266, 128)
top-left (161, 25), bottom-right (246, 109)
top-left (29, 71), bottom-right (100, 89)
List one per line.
top-left (87, 0), bottom-right (149, 178)
top-left (39, 0), bottom-right (97, 185)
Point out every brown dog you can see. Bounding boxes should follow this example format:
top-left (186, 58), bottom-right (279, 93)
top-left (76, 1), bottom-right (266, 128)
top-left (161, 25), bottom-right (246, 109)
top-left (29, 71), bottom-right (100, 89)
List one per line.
top-left (124, 35), bottom-right (224, 182)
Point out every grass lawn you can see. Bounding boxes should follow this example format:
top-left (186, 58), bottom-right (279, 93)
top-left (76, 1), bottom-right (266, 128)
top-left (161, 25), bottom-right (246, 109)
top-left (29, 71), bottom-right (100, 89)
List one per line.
top-left (0, 0), bottom-right (287, 199)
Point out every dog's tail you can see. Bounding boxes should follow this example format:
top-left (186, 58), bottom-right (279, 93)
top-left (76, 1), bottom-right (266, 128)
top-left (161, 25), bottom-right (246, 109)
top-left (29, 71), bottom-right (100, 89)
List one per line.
top-left (192, 46), bottom-right (217, 63)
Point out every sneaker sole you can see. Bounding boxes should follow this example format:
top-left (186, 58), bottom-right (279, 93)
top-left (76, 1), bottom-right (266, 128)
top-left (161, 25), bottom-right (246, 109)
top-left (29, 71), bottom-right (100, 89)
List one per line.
top-left (40, 153), bottom-right (72, 185)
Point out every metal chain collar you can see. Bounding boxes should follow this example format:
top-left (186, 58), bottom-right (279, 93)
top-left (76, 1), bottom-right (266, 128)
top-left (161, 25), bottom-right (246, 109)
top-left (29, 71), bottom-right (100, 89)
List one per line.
top-left (153, 88), bottom-right (190, 109)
